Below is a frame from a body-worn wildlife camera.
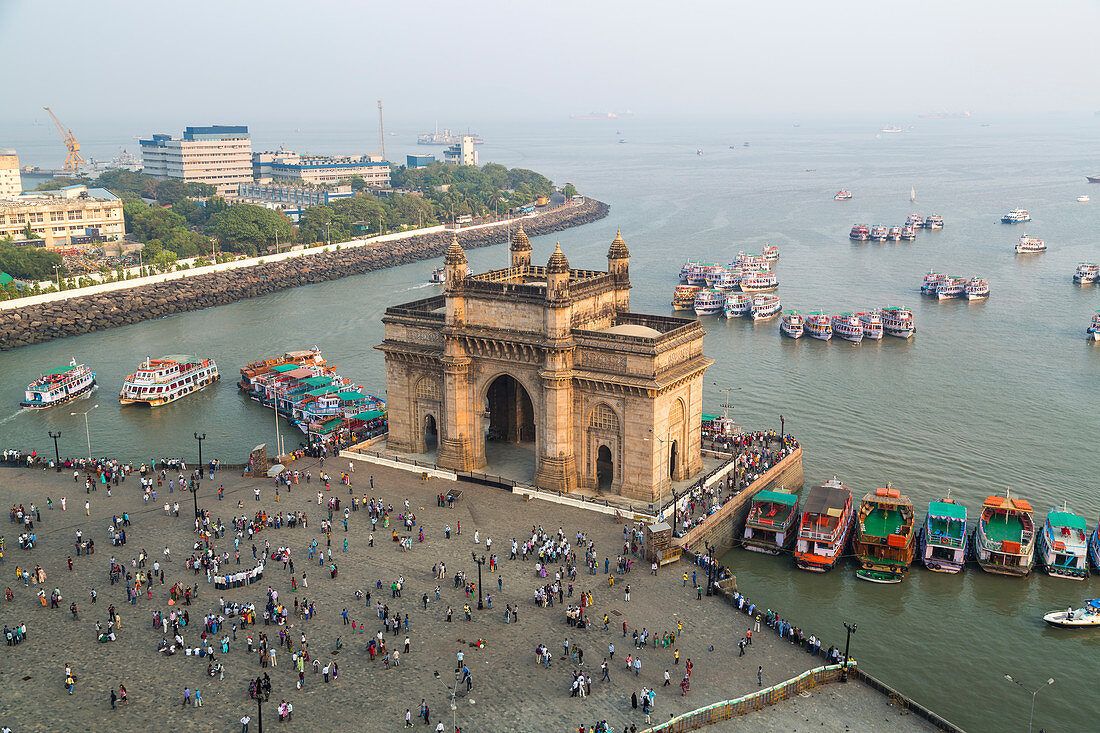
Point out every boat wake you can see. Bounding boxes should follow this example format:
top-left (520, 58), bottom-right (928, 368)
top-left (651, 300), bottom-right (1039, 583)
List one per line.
top-left (407, 283), bottom-right (434, 291)
top-left (0, 410), bottom-right (26, 425)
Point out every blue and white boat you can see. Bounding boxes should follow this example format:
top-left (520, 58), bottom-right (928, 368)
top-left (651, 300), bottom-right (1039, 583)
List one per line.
top-left (1002, 208), bottom-right (1031, 223)
top-left (1039, 505), bottom-right (1089, 580)
top-left (723, 293), bottom-right (751, 318)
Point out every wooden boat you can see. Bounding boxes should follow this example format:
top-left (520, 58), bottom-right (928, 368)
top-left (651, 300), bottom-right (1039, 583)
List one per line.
top-left (973, 492), bottom-right (1036, 577)
top-left (671, 284), bottom-right (702, 310)
top-left (1038, 505), bottom-right (1089, 580)
top-left (794, 477), bottom-right (854, 573)
top-left (852, 485), bottom-right (917, 583)
top-left (920, 497), bottom-right (967, 573)
top-left (742, 489), bottom-right (799, 555)
top-left (238, 348), bottom-right (328, 392)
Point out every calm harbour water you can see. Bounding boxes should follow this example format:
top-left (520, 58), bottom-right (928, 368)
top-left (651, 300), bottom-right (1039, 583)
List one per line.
top-left (3, 116), bottom-right (1100, 731)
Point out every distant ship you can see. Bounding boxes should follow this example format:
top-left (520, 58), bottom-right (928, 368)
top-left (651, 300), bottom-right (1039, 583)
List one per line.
top-left (417, 126), bottom-right (484, 145)
top-left (570, 112), bottom-right (618, 120)
top-left (918, 111), bottom-right (971, 119)
top-left (1087, 176), bottom-right (1100, 184)
top-left (880, 125), bottom-right (903, 133)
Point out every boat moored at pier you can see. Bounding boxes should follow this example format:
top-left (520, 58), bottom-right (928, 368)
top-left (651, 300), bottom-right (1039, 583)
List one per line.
top-left (805, 311), bottom-right (833, 341)
top-left (852, 486), bottom-right (917, 583)
top-left (794, 477), bottom-right (855, 573)
top-left (973, 493), bottom-right (1036, 577)
top-left (672, 284), bottom-right (702, 310)
top-left (780, 310), bottom-right (804, 339)
top-left (831, 313), bottom-right (864, 343)
top-left (743, 489), bottom-right (800, 555)
top-left (880, 306), bottom-right (915, 338)
top-left (119, 357), bottom-right (220, 407)
top-left (20, 359), bottom-right (96, 410)
top-left (1039, 506), bottom-right (1089, 580)
top-left (750, 294), bottom-right (782, 321)
top-left (857, 311), bottom-right (883, 340)
top-left (920, 498), bottom-right (968, 573)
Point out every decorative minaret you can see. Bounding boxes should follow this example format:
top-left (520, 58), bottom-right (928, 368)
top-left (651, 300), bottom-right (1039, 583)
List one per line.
top-left (536, 241), bottom-right (577, 492)
top-left (606, 229), bottom-right (630, 312)
top-left (545, 242), bottom-right (570, 302)
top-left (443, 232), bottom-right (467, 291)
top-left (510, 224), bottom-right (531, 269)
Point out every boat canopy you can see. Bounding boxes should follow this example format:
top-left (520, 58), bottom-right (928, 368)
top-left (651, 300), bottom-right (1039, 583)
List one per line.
top-left (301, 376), bottom-right (333, 387)
top-left (1012, 499), bottom-right (1033, 512)
top-left (1087, 600), bottom-right (1100, 610)
top-left (804, 485), bottom-right (849, 516)
top-left (283, 368), bottom-right (315, 379)
top-left (701, 414), bottom-right (720, 422)
top-left (269, 364), bottom-right (300, 373)
top-left (41, 364), bottom-right (80, 376)
top-left (351, 409), bottom-right (386, 422)
top-left (1047, 510), bottom-right (1087, 531)
top-left (306, 385), bottom-right (341, 397)
top-left (928, 501), bottom-right (966, 521)
top-left (335, 391), bottom-right (366, 401)
top-left (755, 490), bottom-right (797, 507)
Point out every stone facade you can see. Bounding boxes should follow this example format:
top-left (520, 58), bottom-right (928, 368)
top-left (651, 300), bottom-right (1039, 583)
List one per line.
top-left (378, 227), bottom-right (713, 501)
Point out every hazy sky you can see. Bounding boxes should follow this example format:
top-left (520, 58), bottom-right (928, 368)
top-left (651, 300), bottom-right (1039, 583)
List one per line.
top-left (2, 0), bottom-right (1098, 127)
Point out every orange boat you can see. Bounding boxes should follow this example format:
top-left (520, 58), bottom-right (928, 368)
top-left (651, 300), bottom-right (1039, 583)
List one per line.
top-left (238, 347), bottom-right (329, 392)
top-left (794, 477), bottom-right (854, 573)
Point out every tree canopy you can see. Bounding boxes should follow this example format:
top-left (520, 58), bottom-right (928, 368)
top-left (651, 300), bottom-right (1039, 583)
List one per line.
top-left (0, 237), bottom-right (65, 280)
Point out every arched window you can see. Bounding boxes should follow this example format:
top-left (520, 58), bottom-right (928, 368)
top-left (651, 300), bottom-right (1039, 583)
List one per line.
top-left (416, 377), bottom-right (441, 401)
top-left (589, 404), bottom-right (620, 431)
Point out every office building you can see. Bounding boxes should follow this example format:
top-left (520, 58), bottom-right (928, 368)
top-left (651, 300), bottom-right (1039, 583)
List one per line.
top-left (252, 151), bottom-right (390, 187)
top-left (140, 125), bottom-right (253, 197)
top-left (443, 137), bottom-right (478, 166)
top-left (0, 185), bottom-right (124, 248)
top-left (0, 149), bottom-right (22, 198)
top-left (406, 154), bottom-right (435, 169)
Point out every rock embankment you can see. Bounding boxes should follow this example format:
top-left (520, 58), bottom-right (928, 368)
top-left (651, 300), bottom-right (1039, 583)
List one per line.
top-left (0, 199), bottom-right (610, 350)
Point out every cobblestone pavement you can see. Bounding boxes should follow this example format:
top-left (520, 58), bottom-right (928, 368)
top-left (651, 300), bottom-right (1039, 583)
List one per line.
top-left (0, 456), bottom-right (934, 732)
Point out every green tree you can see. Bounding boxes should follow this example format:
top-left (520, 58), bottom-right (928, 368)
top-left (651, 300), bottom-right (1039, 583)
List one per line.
top-left (207, 204), bottom-right (294, 255)
top-left (562, 183), bottom-right (577, 199)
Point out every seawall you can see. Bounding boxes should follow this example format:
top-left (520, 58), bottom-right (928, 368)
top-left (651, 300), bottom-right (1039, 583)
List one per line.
top-left (677, 447), bottom-right (804, 553)
top-left (0, 198), bottom-right (610, 350)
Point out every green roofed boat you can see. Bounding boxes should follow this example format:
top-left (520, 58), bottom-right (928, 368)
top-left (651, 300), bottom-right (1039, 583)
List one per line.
top-left (743, 489), bottom-right (799, 555)
top-left (920, 495), bottom-right (967, 573)
top-left (1039, 504), bottom-right (1089, 580)
top-left (852, 484), bottom-right (917, 583)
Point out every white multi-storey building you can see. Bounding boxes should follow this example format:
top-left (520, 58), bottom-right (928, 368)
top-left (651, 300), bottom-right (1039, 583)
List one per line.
top-left (443, 136), bottom-right (478, 166)
top-left (0, 185), bottom-right (125, 248)
top-left (140, 125), bottom-right (253, 197)
top-left (0, 149), bottom-right (22, 198)
top-left (252, 151), bottom-right (390, 187)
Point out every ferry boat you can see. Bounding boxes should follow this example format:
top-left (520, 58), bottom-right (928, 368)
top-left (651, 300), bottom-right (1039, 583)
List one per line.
top-left (780, 310), bottom-right (804, 339)
top-left (1039, 505), bottom-right (1089, 580)
top-left (743, 489), bottom-right (800, 555)
top-left (751, 294), bottom-right (782, 321)
top-left (739, 271), bottom-right (779, 292)
top-left (238, 348), bottom-right (328, 392)
top-left (935, 276), bottom-right (967, 299)
top-left (964, 277), bottom-right (990, 300)
top-left (762, 244), bottom-right (780, 261)
top-left (20, 359), bottom-right (96, 409)
top-left (693, 289), bottom-right (726, 316)
top-left (805, 311), bottom-right (833, 341)
top-left (900, 225), bottom-right (917, 241)
top-left (880, 125), bottom-right (903, 133)
top-left (671, 284), bottom-right (702, 310)
top-left (921, 272), bottom-right (946, 294)
top-left (905, 213), bottom-right (924, 228)
top-left (857, 311), bottom-right (883, 340)
top-left (429, 264), bottom-right (469, 284)
top-left (1015, 234), bottom-right (1046, 254)
top-left (119, 357), bottom-right (219, 407)
top-left (973, 492), bottom-right (1037, 577)
top-left (852, 486), bottom-right (917, 583)
top-left (1072, 263), bottom-right (1098, 284)
top-left (924, 214), bottom-right (944, 229)
top-left (1089, 311), bottom-right (1100, 341)
top-left (1077, 195), bottom-right (1090, 203)
top-left (887, 226), bottom-right (902, 242)
top-left (679, 262), bottom-right (698, 283)
top-left (706, 267), bottom-right (741, 291)
top-left (870, 225), bottom-right (888, 241)
top-left (920, 497), bottom-right (968, 573)
top-left (688, 263), bottom-right (717, 285)
top-left (794, 477), bottom-right (855, 573)
top-left (880, 306), bottom-right (915, 338)
top-left (1042, 599), bottom-right (1100, 628)
top-left (1002, 208), bottom-right (1031, 223)
top-left (834, 190), bottom-right (853, 200)
top-left (849, 224), bottom-right (870, 241)
top-left (723, 293), bottom-right (752, 318)
top-left (831, 313), bottom-right (864, 343)
top-left (735, 252), bottom-right (769, 270)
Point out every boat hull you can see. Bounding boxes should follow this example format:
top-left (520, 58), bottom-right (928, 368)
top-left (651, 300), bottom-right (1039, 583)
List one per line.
top-left (884, 327), bottom-right (914, 339)
top-left (1043, 611), bottom-right (1100, 628)
top-left (20, 378), bottom-right (96, 409)
top-left (919, 527), bottom-right (966, 574)
top-left (120, 374), bottom-right (220, 408)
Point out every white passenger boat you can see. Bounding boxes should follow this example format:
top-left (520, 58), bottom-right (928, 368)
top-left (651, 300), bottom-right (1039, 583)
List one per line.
top-left (921, 272), bottom-right (946, 294)
top-left (20, 359), bottom-right (96, 410)
top-left (1072, 262), bottom-right (1098, 284)
top-left (831, 313), bottom-right (864, 343)
top-left (723, 293), bottom-right (751, 318)
top-left (906, 213), bottom-right (924, 228)
top-left (1089, 311), bottom-right (1100, 341)
top-left (693, 289), bottom-right (726, 316)
top-left (924, 214), bottom-right (944, 229)
top-left (1015, 234), bottom-right (1046, 254)
top-left (1077, 195), bottom-right (1090, 203)
top-left (964, 277), bottom-right (990, 300)
top-left (707, 267), bottom-right (741, 291)
top-left (1043, 600), bottom-right (1100, 628)
top-left (805, 311), bottom-right (832, 341)
top-left (750, 294), bottom-right (782, 321)
top-left (900, 225), bottom-right (917, 241)
top-left (870, 225), bottom-right (888, 241)
top-left (887, 226), bottom-right (901, 242)
top-left (762, 244), bottom-right (780, 261)
top-left (857, 310), bottom-right (883, 339)
top-left (1002, 208), bottom-right (1031, 223)
top-left (936, 276), bottom-right (967, 299)
top-left (880, 306), bottom-right (915, 338)
top-left (780, 310), bottom-right (804, 339)
top-left (120, 356), bottom-right (220, 407)
top-left (1038, 505), bottom-right (1090, 580)
top-left (739, 271), bottom-right (779, 292)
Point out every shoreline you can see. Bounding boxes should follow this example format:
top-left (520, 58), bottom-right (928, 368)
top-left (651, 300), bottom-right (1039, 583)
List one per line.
top-left (0, 198), bottom-right (610, 351)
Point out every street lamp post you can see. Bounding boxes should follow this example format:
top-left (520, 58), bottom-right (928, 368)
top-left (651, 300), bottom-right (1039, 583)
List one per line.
top-left (70, 404), bottom-right (98, 460)
top-left (703, 540), bottom-right (715, 596)
top-left (1004, 674), bottom-right (1054, 733)
top-left (472, 553), bottom-right (486, 610)
top-left (48, 430), bottom-right (62, 471)
top-left (434, 671), bottom-right (458, 733)
top-left (841, 622), bottom-right (857, 681)
top-left (256, 692), bottom-right (264, 733)
top-left (780, 414), bottom-right (785, 440)
top-left (193, 432), bottom-right (206, 518)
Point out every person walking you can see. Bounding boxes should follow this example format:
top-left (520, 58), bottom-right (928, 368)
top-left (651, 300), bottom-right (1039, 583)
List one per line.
top-left (757, 666), bottom-right (763, 686)
top-left (241, 715), bottom-right (251, 733)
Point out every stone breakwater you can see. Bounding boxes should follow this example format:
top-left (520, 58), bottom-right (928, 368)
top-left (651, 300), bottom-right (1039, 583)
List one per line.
top-left (0, 199), bottom-right (609, 350)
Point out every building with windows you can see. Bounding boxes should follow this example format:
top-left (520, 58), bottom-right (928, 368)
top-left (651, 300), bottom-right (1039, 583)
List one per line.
top-left (379, 228), bottom-right (711, 500)
top-left (406, 154), bottom-right (435, 169)
top-left (236, 182), bottom-right (356, 222)
top-left (443, 137), bottom-right (478, 166)
top-left (0, 185), bottom-right (124, 248)
top-left (139, 125), bottom-right (253, 197)
top-left (252, 151), bottom-right (390, 187)
top-left (0, 149), bottom-right (21, 198)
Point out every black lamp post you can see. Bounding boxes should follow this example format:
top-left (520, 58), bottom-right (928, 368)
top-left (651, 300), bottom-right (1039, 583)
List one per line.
top-left (841, 622), bottom-right (857, 681)
top-left (48, 430), bottom-right (62, 472)
top-left (472, 552), bottom-right (486, 610)
top-left (193, 432), bottom-right (206, 519)
top-left (780, 415), bottom-right (785, 440)
top-left (256, 691), bottom-right (264, 733)
top-left (703, 540), bottom-right (715, 596)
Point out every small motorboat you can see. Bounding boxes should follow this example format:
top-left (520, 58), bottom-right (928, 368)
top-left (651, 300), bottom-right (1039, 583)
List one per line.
top-left (1077, 195), bottom-right (1089, 203)
top-left (1043, 600), bottom-right (1100, 628)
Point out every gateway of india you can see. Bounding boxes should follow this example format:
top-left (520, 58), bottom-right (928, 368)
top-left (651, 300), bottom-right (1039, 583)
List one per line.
top-left (377, 226), bottom-right (713, 501)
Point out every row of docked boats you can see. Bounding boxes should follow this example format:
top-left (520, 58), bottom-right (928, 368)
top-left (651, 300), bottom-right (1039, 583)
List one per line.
top-left (683, 291), bottom-right (783, 319)
top-left (779, 307), bottom-right (914, 341)
top-left (920, 272), bottom-right (990, 300)
top-left (849, 214), bottom-right (942, 242)
top-left (20, 357), bottom-right (221, 410)
top-left (744, 479), bottom-right (1100, 584)
top-left (237, 348), bottom-right (386, 437)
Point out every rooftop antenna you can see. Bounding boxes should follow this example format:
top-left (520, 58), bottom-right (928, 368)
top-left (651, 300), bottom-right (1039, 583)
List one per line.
top-left (377, 100), bottom-right (386, 160)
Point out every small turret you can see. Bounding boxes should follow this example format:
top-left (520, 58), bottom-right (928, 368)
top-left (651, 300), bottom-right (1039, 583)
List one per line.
top-left (545, 242), bottom-right (570, 301)
top-left (607, 229), bottom-right (630, 284)
top-left (444, 233), bottom-right (467, 290)
top-left (510, 224), bottom-right (531, 268)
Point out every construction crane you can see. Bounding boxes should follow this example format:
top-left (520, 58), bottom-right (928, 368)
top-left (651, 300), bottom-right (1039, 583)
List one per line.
top-left (43, 107), bottom-right (85, 175)
top-left (377, 100), bottom-right (386, 161)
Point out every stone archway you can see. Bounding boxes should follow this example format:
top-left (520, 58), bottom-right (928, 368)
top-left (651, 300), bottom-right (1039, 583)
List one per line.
top-left (424, 414), bottom-right (438, 449)
top-left (482, 373), bottom-right (537, 480)
top-left (596, 444), bottom-right (614, 490)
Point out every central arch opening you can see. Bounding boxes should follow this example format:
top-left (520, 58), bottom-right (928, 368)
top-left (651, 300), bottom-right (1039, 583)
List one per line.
top-left (596, 445), bottom-right (614, 490)
top-left (669, 440), bottom-right (678, 479)
top-left (483, 374), bottom-right (536, 483)
top-left (424, 414), bottom-right (438, 450)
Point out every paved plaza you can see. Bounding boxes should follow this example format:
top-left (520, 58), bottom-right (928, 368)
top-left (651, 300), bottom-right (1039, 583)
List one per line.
top-left (0, 453), bottom-right (934, 732)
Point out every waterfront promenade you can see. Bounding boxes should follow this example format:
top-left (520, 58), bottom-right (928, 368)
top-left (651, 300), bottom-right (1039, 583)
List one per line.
top-left (0, 454), bottom-right (935, 732)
